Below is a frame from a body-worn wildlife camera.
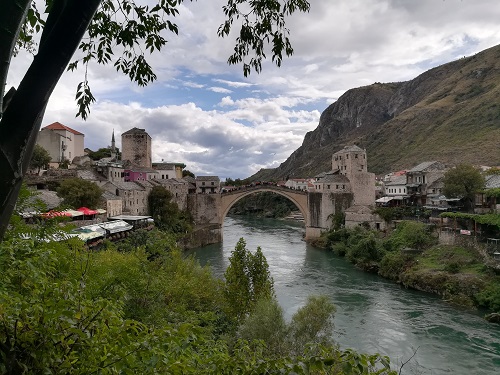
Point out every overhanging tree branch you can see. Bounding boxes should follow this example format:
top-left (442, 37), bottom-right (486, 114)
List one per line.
top-left (0, 0), bottom-right (102, 240)
top-left (0, 0), bottom-right (31, 116)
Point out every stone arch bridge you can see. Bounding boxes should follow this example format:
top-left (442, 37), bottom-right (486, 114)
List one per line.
top-left (187, 185), bottom-right (342, 246)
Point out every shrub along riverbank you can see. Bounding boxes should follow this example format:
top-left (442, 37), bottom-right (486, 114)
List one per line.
top-left (315, 221), bottom-right (500, 322)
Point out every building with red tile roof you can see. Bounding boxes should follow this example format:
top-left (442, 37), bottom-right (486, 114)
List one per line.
top-left (37, 122), bottom-right (85, 165)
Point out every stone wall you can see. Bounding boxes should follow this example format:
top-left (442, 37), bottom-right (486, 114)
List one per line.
top-left (188, 194), bottom-right (221, 225)
top-left (350, 171), bottom-right (376, 206)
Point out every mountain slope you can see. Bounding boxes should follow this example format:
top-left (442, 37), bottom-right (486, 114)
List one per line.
top-left (251, 44), bottom-right (500, 180)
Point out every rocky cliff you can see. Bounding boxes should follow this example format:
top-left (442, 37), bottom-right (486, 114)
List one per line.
top-left (251, 44), bottom-right (500, 180)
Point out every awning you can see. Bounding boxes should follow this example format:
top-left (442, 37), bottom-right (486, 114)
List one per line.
top-left (376, 197), bottom-right (393, 203)
top-left (62, 209), bottom-right (84, 217)
top-left (42, 210), bottom-right (72, 218)
top-left (72, 224), bottom-right (106, 241)
top-left (99, 220), bottom-right (133, 234)
top-left (77, 207), bottom-right (99, 215)
top-left (392, 195), bottom-right (409, 200)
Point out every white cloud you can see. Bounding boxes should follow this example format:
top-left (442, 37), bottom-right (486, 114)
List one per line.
top-left (209, 86), bottom-right (232, 94)
top-left (7, 0), bottom-right (500, 178)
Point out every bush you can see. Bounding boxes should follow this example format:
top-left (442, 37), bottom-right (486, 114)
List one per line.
top-left (346, 232), bottom-right (384, 264)
top-left (379, 251), bottom-right (413, 280)
top-left (384, 221), bottom-right (435, 252)
top-left (475, 281), bottom-right (500, 312)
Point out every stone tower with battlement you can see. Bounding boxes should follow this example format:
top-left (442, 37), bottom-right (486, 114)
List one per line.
top-left (332, 145), bottom-right (374, 206)
top-left (121, 127), bottom-right (152, 168)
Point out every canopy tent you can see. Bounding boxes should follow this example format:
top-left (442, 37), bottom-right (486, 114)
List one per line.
top-left (62, 209), bottom-right (84, 218)
top-left (41, 210), bottom-right (72, 218)
top-left (77, 207), bottom-right (99, 215)
top-left (375, 196), bottom-right (394, 203)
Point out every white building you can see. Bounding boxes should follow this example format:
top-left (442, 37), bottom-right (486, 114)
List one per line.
top-left (37, 122), bottom-right (85, 165)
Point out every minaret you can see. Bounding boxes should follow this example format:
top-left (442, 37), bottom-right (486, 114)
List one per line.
top-left (110, 129), bottom-right (116, 159)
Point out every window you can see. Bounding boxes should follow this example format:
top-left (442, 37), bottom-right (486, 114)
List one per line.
top-left (346, 154), bottom-right (349, 159)
top-left (202, 182), bottom-right (205, 186)
top-left (336, 185), bottom-right (339, 189)
top-left (211, 182), bottom-right (214, 185)
top-left (327, 185), bottom-right (330, 189)
top-left (355, 154), bottom-right (358, 158)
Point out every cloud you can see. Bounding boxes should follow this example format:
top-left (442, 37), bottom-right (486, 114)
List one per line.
top-left (209, 86), bottom-right (232, 94)
top-left (8, 0), bottom-right (500, 179)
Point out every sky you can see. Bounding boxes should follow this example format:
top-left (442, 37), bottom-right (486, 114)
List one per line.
top-left (7, 0), bottom-right (500, 180)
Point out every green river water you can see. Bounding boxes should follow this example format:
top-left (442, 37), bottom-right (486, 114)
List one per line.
top-left (188, 216), bottom-right (500, 375)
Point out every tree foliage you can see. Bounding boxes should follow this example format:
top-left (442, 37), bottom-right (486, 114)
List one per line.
top-left (56, 177), bottom-right (103, 208)
top-left (224, 238), bottom-right (274, 321)
top-left (0, 208), bottom-right (400, 374)
top-left (147, 185), bottom-right (192, 234)
top-left (182, 169), bottom-right (195, 178)
top-left (29, 144), bottom-right (51, 173)
top-left (443, 164), bottom-right (485, 212)
top-left (87, 146), bottom-right (120, 160)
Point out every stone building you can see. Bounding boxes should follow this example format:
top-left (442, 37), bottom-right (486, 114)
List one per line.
top-left (405, 161), bottom-right (447, 205)
top-left (152, 162), bottom-right (186, 179)
top-left (121, 127), bottom-right (152, 168)
top-left (36, 122), bottom-right (85, 166)
top-left (196, 176), bottom-right (220, 194)
top-left (102, 181), bottom-right (151, 215)
top-left (332, 145), bottom-right (375, 206)
top-left (153, 178), bottom-right (189, 210)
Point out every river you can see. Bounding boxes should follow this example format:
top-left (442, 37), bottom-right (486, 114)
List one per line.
top-left (188, 216), bottom-right (500, 375)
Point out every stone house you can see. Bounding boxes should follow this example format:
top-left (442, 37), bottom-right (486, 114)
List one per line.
top-left (36, 122), bottom-right (85, 166)
top-left (312, 172), bottom-right (350, 193)
top-left (344, 205), bottom-right (386, 231)
top-left (284, 178), bottom-right (309, 191)
top-left (152, 162), bottom-right (186, 180)
top-left (95, 159), bottom-right (125, 183)
top-left (196, 176), bottom-right (220, 194)
top-left (475, 174), bottom-right (500, 213)
top-left (405, 161), bottom-right (447, 205)
top-left (152, 178), bottom-right (189, 210)
top-left (102, 181), bottom-right (151, 215)
top-left (378, 174), bottom-right (408, 206)
top-left (102, 191), bottom-right (123, 217)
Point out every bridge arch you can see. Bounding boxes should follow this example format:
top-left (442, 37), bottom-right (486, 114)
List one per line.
top-left (219, 186), bottom-right (309, 227)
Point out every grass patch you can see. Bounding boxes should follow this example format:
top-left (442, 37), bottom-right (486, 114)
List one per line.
top-left (416, 245), bottom-right (483, 274)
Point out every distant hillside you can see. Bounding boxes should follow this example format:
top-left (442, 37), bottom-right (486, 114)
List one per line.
top-left (251, 44), bottom-right (500, 180)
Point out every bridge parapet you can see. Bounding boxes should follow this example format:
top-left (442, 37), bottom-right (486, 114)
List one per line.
top-left (221, 184), bottom-right (308, 196)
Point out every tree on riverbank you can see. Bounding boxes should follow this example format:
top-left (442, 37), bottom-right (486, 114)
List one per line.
top-left (443, 164), bottom-right (485, 212)
top-left (224, 238), bottom-right (274, 321)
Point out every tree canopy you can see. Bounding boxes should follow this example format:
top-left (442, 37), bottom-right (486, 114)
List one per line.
top-left (57, 178), bottom-right (103, 208)
top-left (148, 185), bottom-right (192, 234)
top-left (443, 164), bottom-right (485, 212)
top-left (0, 0), bottom-right (311, 240)
top-left (29, 144), bottom-right (51, 173)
